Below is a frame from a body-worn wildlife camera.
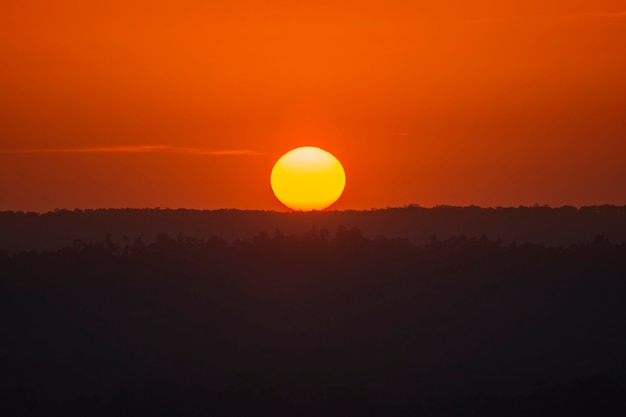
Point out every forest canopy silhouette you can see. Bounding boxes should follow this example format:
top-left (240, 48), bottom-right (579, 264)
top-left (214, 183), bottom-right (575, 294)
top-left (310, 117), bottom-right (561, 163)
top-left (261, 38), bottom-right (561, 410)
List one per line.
top-left (1, 207), bottom-right (625, 416)
top-left (1, 205), bottom-right (626, 253)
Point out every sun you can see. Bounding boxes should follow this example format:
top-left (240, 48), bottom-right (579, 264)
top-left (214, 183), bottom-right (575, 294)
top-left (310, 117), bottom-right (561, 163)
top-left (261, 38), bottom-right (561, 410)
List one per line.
top-left (271, 146), bottom-right (346, 211)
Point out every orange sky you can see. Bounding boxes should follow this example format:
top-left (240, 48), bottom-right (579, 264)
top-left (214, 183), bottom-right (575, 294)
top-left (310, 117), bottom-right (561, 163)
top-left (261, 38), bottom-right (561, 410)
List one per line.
top-left (1, 0), bottom-right (625, 211)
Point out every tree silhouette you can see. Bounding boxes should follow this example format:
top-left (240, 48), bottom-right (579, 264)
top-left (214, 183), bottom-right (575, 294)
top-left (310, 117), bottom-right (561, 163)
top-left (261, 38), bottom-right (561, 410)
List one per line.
top-left (1, 225), bottom-right (625, 416)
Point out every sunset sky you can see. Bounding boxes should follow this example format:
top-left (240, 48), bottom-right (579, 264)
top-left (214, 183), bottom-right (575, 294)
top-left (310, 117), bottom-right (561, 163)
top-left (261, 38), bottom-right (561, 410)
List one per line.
top-left (1, 0), bottom-right (625, 211)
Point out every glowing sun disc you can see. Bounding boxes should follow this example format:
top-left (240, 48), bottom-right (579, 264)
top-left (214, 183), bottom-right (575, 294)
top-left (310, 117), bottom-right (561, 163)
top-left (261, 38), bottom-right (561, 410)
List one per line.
top-left (271, 146), bottom-right (346, 211)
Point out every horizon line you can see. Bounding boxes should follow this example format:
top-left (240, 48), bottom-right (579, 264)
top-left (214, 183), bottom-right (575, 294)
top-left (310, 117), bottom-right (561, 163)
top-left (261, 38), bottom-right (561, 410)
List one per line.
top-left (2, 204), bottom-right (625, 215)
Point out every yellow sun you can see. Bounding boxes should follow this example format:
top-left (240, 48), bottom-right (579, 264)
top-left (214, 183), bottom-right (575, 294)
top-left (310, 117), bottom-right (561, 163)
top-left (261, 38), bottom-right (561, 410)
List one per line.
top-left (271, 146), bottom-right (346, 211)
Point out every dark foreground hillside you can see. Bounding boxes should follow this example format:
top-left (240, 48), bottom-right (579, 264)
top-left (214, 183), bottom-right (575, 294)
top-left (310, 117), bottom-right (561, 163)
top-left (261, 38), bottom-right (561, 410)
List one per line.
top-left (1, 229), bottom-right (625, 416)
top-left (1, 205), bottom-right (626, 253)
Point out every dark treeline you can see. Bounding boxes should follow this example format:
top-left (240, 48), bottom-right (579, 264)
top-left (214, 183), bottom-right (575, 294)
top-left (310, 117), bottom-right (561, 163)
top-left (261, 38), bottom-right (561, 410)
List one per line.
top-left (1, 228), bottom-right (625, 416)
top-left (2, 205), bottom-right (626, 253)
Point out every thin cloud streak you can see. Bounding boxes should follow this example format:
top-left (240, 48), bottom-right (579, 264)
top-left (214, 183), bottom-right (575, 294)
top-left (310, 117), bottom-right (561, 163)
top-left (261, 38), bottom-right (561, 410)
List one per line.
top-left (0, 145), bottom-right (262, 156)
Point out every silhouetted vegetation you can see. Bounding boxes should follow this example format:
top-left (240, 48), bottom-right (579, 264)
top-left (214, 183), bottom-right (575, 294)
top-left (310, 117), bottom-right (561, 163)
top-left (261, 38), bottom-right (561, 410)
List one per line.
top-left (2, 205), bottom-right (626, 253)
top-left (1, 224), bottom-right (625, 416)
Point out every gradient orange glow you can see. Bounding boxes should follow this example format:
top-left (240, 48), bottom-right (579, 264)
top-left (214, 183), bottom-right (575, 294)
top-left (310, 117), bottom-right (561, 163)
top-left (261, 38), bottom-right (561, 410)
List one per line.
top-left (1, 1), bottom-right (625, 211)
top-left (271, 147), bottom-right (346, 211)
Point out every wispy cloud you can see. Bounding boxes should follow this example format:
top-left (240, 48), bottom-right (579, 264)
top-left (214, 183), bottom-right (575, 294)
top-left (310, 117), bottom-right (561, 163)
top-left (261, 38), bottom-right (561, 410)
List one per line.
top-left (0, 145), bottom-right (262, 156)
